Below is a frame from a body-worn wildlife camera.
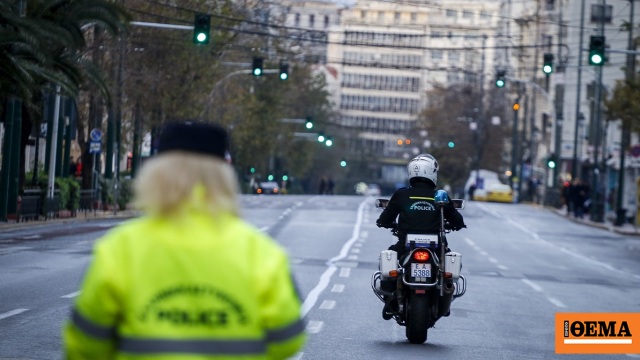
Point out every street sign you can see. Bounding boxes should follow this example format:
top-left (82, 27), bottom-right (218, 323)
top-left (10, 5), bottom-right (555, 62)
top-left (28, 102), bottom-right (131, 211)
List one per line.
top-left (90, 128), bottom-right (104, 142)
top-left (89, 140), bottom-right (101, 154)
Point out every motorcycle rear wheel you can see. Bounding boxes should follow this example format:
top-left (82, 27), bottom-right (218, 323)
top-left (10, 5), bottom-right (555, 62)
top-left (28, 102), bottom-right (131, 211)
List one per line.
top-left (405, 292), bottom-right (429, 344)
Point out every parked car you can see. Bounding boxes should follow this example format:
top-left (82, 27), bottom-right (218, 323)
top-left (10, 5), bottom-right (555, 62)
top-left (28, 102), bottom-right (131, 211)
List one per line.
top-left (255, 181), bottom-right (280, 195)
top-left (485, 183), bottom-right (514, 203)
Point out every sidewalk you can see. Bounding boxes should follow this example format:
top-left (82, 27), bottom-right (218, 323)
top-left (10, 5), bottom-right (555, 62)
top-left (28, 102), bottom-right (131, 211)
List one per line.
top-left (0, 209), bottom-right (140, 231)
top-left (550, 207), bottom-right (640, 237)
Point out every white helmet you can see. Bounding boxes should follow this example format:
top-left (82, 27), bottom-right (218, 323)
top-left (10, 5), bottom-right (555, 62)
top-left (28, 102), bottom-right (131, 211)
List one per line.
top-left (407, 153), bottom-right (438, 185)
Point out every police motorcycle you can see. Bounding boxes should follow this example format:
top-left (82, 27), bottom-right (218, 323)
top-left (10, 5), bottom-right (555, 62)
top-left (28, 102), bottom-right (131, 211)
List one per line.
top-left (371, 190), bottom-right (466, 344)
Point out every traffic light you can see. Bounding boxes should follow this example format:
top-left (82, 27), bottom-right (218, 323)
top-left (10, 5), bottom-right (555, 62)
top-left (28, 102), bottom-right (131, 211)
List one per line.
top-left (589, 35), bottom-right (605, 66)
top-left (282, 174), bottom-right (289, 181)
top-left (340, 159), bottom-right (347, 167)
top-left (495, 70), bottom-right (506, 88)
top-left (317, 132), bottom-right (325, 143)
top-left (513, 101), bottom-right (520, 111)
top-left (305, 117), bottom-right (313, 129)
top-left (250, 167), bottom-right (256, 174)
top-left (193, 13), bottom-right (211, 44)
top-left (267, 174), bottom-right (274, 181)
top-left (279, 61), bottom-right (289, 80)
top-left (546, 153), bottom-right (557, 169)
top-left (325, 137), bottom-right (333, 147)
top-left (542, 53), bottom-right (554, 74)
top-left (448, 141), bottom-right (455, 148)
top-left (252, 56), bottom-right (263, 76)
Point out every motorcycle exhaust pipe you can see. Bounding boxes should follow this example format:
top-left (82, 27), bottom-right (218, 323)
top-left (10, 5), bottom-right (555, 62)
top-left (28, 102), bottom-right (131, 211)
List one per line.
top-left (439, 281), bottom-right (455, 317)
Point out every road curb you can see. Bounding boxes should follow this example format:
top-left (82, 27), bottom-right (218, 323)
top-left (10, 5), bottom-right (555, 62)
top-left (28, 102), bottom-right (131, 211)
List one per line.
top-left (547, 206), bottom-right (640, 237)
top-left (0, 211), bottom-right (139, 231)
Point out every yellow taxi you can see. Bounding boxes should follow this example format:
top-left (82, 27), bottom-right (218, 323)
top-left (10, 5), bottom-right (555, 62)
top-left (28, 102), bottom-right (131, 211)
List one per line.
top-left (485, 183), bottom-right (514, 203)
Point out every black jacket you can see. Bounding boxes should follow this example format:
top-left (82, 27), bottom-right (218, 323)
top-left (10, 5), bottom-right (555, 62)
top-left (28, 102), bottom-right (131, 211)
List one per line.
top-left (376, 181), bottom-right (466, 239)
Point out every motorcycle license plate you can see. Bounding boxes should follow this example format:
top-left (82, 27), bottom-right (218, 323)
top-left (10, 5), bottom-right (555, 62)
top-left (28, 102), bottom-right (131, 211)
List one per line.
top-left (406, 234), bottom-right (437, 244)
top-left (411, 263), bottom-right (431, 277)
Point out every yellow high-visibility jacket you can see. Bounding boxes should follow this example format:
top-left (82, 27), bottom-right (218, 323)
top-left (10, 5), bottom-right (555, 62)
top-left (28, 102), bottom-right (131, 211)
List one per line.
top-left (63, 210), bottom-right (306, 359)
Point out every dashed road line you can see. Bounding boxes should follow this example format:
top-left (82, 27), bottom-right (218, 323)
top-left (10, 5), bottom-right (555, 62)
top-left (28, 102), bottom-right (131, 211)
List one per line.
top-left (306, 321), bottom-right (324, 334)
top-left (547, 297), bottom-right (567, 308)
top-left (339, 267), bottom-right (351, 277)
top-left (319, 300), bottom-right (336, 310)
top-left (0, 308), bottom-right (29, 320)
top-left (331, 284), bottom-right (345, 293)
top-left (61, 291), bottom-right (81, 298)
top-left (522, 278), bottom-right (543, 292)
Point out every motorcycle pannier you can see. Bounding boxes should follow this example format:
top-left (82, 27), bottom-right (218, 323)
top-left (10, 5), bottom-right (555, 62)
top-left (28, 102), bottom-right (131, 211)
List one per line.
top-left (444, 252), bottom-right (462, 280)
top-left (379, 250), bottom-right (398, 279)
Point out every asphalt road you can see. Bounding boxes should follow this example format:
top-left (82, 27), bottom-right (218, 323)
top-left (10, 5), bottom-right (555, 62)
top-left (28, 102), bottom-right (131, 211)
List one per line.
top-left (1, 195), bottom-right (639, 359)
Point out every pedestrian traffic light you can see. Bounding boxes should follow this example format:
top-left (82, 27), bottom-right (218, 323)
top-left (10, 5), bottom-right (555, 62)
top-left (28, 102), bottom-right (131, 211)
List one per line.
top-left (542, 53), bottom-right (554, 74)
top-left (589, 35), bottom-right (605, 66)
top-left (495, 70), bottom-right (506, 88)
top-left (193, 13), bottom-right (211, 44)
top-left (279, 61), bottom-right (289, 80)
top-left (547, 153), bottom-right (557, 169)
top-left (305, 117), bottom-right (313, 129)
top-left (340, 159), bottom-right (347, 167)
top-left (252, 56), bottom-right (263, 76)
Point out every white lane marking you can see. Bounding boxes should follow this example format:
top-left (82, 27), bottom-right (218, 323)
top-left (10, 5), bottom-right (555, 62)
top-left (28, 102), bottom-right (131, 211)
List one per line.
top-left (331, 284), bottom-right (345, 293)
top-left (626, 354), bottom-right (640, 358)
top-left (354, 243), bottom-right (363, 247)
top-left (521, 278), bottom-right (543, 292)
top-left (259, 226), bottom-right (269, 232)
top-left (0, 308), bottom-right (29, 320)
top-left (301, 200), bottom-right (367, 317)
top-left (547, 297), bottom-right (567, 308)
top-left (61, 291), bottom-right (81, 298)
top-left (339, 267), bottom-right (351, 277)
top-left (306, 321), bottom-right (323, 334)
top-left (488, 257), bottom-right (498, 264)
top-left (347, 255), bottom-right (358, 260)
top-left (21, 234), bottom-right (41, 239)
top-left (361, 231), bottom-right (368, 238)
top-left (351, 248), bottom-right (361, 254)
top-left (464, 237), bottom-right (475, 246)
top-left (319, 300), bottom-right (336, 310)
top-left (479, 251), bottom-right (488, 256)
top-left (498, 265), bottom-right (509, 270)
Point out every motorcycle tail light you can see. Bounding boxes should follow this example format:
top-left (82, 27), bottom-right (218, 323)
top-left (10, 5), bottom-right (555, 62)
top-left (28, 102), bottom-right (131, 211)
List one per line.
top-left (388, 270), bottom-right (398, 278)
top-left (412, 249), bottom-right (430, 262)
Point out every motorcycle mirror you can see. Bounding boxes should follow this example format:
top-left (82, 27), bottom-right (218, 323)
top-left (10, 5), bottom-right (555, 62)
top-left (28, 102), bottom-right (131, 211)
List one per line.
top-left (375, 199), bottom-right (389, 209)
top-left (451, 199), bottom-right (465, 210)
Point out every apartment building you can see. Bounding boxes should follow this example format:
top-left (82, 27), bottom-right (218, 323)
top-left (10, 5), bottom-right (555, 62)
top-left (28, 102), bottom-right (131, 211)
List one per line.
top-left (327, 0), bottom-right (500, 183)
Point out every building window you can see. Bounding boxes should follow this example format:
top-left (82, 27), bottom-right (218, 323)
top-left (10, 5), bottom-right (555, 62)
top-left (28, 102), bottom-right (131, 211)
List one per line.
top-left (411, 12), bottom-right (417, 24)
top-left (294, 13), bottom-right (300, 26)
top-left (361, 10), bottom-right (367, 19)
top-left (309, 14), bottom-right (315, 27)
top-left (378, 11), bottom-right (385, 23)
top-left (463, 10), bottom-right (473, 19)
top-left (395, 12), bottom-right (401, 23)
top-left (324, 15), bottom-right (330, 28)
top-left (480, 11), bottom-right (491, 20)
top-left (446, 9), bottom-right (457, 17)
top-left (431, 50), bottom-right (443, 59)
top-left (448, 51), bottom-right (460, 61)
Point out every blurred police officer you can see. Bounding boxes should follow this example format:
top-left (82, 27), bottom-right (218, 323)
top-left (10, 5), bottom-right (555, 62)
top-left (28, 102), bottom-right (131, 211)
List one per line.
top-left (64, 121), bottom-right (306, 359)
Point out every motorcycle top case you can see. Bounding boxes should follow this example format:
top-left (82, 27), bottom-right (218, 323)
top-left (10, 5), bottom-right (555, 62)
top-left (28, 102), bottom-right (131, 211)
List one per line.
top-left (405, 233), bottom-right (438, 249)
top-left (379, 250), bottom-right (398, 279)
top-left (444, 252), bottom-right (462, 280)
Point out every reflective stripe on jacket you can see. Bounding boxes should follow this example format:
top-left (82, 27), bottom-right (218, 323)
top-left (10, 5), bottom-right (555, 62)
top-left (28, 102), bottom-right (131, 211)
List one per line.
top-left (63, 210), bottom-right (306, 359)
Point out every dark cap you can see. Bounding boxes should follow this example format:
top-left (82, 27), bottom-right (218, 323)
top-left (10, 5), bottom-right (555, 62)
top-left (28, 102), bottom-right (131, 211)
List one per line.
top-left (157, 121), bottom-right (229, 160)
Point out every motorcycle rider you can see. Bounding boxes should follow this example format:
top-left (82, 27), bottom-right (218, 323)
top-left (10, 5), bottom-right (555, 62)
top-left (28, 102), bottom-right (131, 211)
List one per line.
top-left (376, 153), bottom-right (466, 318)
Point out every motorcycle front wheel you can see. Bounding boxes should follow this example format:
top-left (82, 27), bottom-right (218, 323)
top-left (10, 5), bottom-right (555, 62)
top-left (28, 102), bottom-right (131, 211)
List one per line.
top-left (405, 292), bottom-right (429, 344)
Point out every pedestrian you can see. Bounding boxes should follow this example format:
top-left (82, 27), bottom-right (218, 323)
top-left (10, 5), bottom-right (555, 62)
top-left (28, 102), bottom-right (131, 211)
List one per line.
top-left (63, 121), bottom-right (306, 359)
top-left (569, 177), bottom-right (588, 218)
top-left (319, 176), bottom-right (327, 195)
top-left (327, 178), bottom-right (335, 195)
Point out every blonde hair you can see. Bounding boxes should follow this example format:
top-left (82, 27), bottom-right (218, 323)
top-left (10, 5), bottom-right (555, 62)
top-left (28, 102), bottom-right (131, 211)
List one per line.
top-left (133, 151), bottom-right (240, 216)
